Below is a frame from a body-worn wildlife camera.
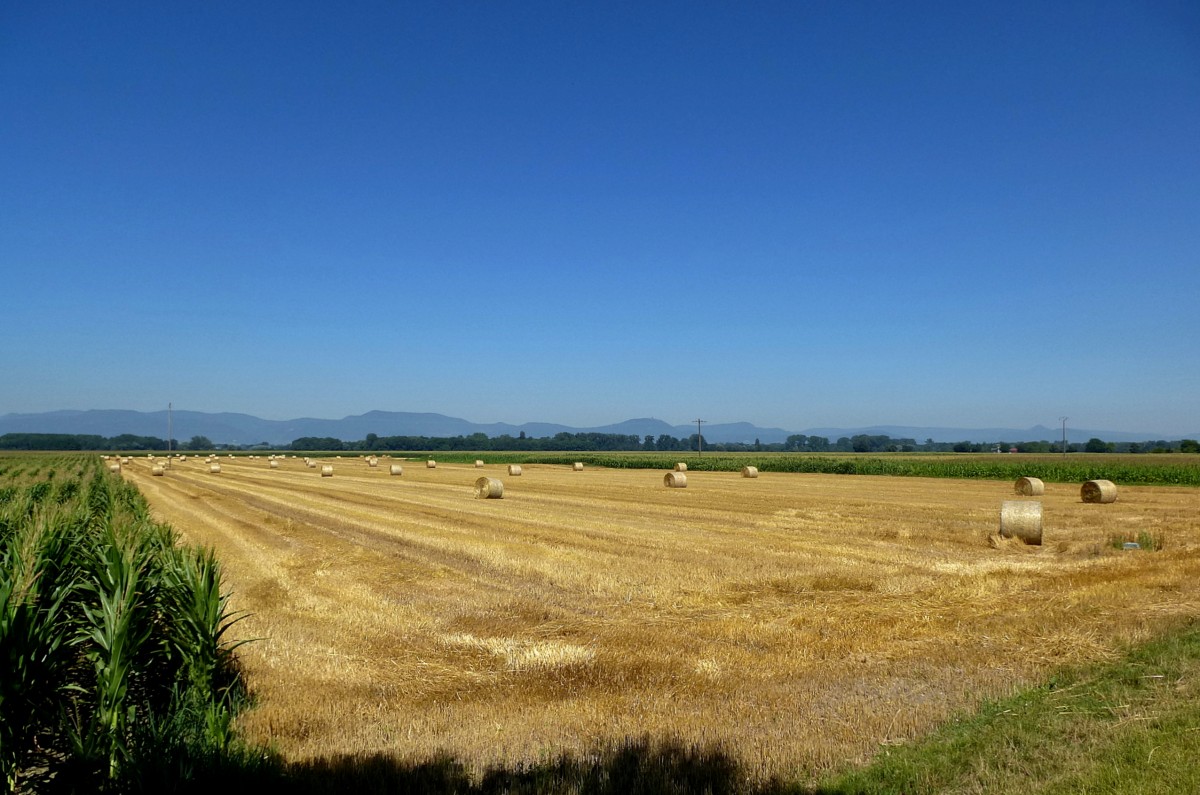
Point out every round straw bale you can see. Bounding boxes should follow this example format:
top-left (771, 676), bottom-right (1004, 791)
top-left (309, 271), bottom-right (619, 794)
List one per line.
top-left (508, 465), bottom-right (523, 476)
top-left (209, 464), bottom-right (221, 474)
top-left (389, 464), bottom-right (403, 476)
top-left (674, 462), bottom-right (688, 472)
top-left (742, 466), bottom-right (759, 478)
top-left (474, 459), bottom-right (485, 468)
top-left (573, 462), bottom-right (584, 471)
top-left (1081, 479), bottom-right (1117, 504)
top-left (367, 457), bottom-right (378, 467)
top-left (269, 460), bottom-right (279, 469)
top-left (151, 465), bottom-right (165, 476)
top-left (321, 465), bottom-right (334, 477)
top-left (664, 471), bottom-right (687, 488)
top-left (108, 464), bottom-right (121, 473)
top-left (1000, 500), bottom-right (1042, 544)
top-left (1014, 476), bottom-right (1044, 496)
top-left (425, 460), bottom-right (437, 468)
top-left (474, 476), bottom-right (504, 499)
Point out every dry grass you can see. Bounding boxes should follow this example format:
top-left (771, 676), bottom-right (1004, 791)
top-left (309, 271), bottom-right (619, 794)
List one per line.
top-left (121, 457), bottom-right (1200, 784)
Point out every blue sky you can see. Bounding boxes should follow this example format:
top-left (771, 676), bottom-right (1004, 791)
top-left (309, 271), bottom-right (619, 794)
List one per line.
top-left (2, 2), bottom-right (1197, 435)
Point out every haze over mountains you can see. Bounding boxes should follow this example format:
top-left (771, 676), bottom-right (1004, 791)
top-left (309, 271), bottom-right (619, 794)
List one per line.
top-left (0, 409), bottom-right (1191, 447)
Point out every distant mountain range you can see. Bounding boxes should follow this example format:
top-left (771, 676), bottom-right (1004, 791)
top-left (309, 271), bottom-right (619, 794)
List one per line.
top-left (0, 409), bottom-right (1192, 447)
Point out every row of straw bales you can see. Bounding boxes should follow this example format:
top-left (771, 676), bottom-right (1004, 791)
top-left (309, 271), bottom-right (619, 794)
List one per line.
top-left (1013, 476), bottom-right (1118, 503)
top-left (1001, 477), bottom-right (1121, 546)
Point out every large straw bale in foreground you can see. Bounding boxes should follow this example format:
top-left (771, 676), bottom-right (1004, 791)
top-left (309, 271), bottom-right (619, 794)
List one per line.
top-left (1014, 476), bottom-right (1044, 496)
top-left (1000, 500), bottom-right (1042, 545)
top-left (1081, 479), bottom-right (1117, 504)
top-left (474, 477), bottom-right (504, 499)
top-left (664, 472), bottom-right (687, 488)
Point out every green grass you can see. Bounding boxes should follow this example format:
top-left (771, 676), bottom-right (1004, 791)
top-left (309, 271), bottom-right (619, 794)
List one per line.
top-left (805, 617), bottom-right (1200, 795)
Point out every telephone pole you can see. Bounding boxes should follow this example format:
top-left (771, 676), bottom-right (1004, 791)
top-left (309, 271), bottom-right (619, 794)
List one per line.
top-left (694, 419), bottom-right (706, 456)
top-left (1059, 416), bottom-right (1068, 458)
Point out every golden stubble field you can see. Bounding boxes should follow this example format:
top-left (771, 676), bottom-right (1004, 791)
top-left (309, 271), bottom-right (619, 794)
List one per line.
top-left (121, 455), bottom-right (1200, 782)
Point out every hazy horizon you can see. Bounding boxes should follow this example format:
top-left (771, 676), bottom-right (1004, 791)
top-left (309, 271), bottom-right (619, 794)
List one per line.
top-left (2, 405), bottom-right (1194, 441)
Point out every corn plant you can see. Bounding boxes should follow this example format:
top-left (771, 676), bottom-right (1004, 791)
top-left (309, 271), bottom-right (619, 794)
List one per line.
top-left (0, 454), bottom-right (262, 789)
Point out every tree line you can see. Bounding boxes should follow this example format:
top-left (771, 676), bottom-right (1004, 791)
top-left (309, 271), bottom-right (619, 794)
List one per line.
top-left (3, 431), bottom-right (1197, 454)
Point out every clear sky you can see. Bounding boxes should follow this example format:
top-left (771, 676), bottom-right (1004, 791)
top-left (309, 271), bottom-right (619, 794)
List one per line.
top-left (2, 2), bottom-right (1197, 435)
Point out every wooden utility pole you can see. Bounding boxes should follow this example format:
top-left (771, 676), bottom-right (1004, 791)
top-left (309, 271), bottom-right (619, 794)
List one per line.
top-left (1060, 416), bottom-right (1068, 458)
top-left (694, 419), bottom-right (706, 456)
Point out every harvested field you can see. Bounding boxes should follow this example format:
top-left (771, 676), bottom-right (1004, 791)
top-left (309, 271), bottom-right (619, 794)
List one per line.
top-left (120, 456), bottom-right (1200, 783)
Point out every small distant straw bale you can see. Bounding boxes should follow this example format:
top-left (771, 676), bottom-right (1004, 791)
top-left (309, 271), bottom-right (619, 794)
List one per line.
top-left (1000, 500), bottom-right (1042, 545)
top-left (321, 465), bottom-right (334, 477)
top-left (427, 460), bottom-right (437, 469)
top-left (664, 471), bottom-right (687, 488)
top-left (573, 462), bottom-right (584, 471)
top-left (367, 457), bottom-right (378, 467)
top-left (389, 464), bottom-right (403, 476)
top-left (108, 464), bottom-right (121, 473)
top-left (269, 460), bottom-right (279, 469)
top-left (209, 464), bottom-right (221, 474)
top-left (474, 460), bottom-right (485, 468)
top-left (475, 477), bottom-right (504, 499)
top-left (674, 462), bottom-right (688, 472)
top-left (1014, 476), bottom-right (1044, 496)
top-left (742, 466), bottom-right (759, 478)
top-left (1081, 479), bottom-right (1117, 504)
top-left (508, 465), bottom-right (523, 476)
top-left (151, 465), bottom-right (165, 476)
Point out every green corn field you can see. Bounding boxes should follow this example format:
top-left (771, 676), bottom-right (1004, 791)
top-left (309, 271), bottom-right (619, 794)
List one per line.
top-left (0, 454), bottom-right (256, 792)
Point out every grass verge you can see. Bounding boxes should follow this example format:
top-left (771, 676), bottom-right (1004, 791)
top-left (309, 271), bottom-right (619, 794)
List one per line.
top-left (806, 617), bottom-right (1200, 795)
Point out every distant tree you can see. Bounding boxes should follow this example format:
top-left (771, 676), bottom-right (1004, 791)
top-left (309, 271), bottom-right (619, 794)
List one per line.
top-left (643, 435), bottom-right (656, 451)
top-left (1085, 437), bottom-right (1108, 453)
top-left (186, 435), bottom-right (214, 451)
top-left (1181, 439), bottom-right (1199, 453)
